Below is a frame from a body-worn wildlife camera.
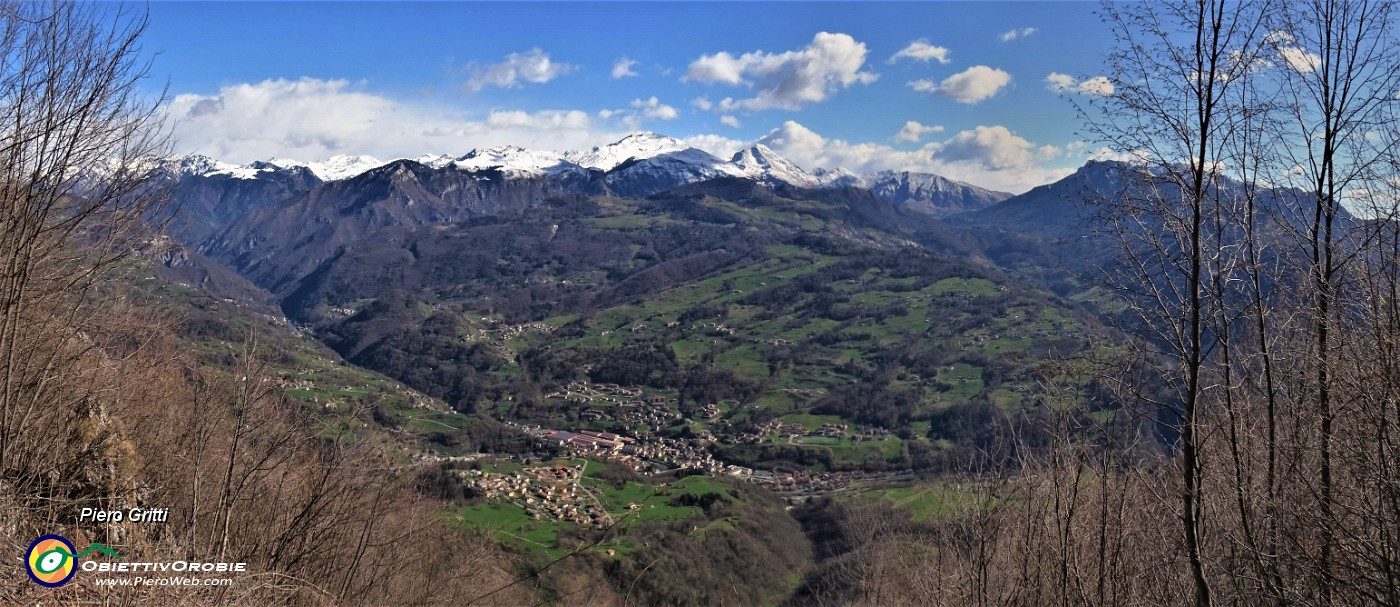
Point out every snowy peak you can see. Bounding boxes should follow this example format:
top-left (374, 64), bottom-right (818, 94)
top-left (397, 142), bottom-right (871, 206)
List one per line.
top-left (812, 167), bottom-right (863, 189)
top-left (730, 144), bottom-right (819, 189)
top-left (452, 145), bottom-right (582, 177)
top-left (246, 153), bottom-right (386, 180)
top-left (150, 133), bottom-right (1014, 217)
top-left (601, 147), bottom-right (749, 197)
top-left (615, 148), bottom-right (744, 177)
top-left (158, 154), bottom-right (272, 180)
top-left (565, 131), bottom-right (690, 171)
top-left (303, 155), bottom-right (386, 182)
top-left (411, 153), bottom-right (457, 170)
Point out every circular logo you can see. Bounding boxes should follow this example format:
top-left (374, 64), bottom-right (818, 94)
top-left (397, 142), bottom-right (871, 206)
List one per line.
top-left (25, 534), bottom-right (77, 587)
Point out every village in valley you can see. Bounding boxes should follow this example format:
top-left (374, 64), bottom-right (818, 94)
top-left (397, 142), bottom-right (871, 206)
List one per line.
top-left (441, 378), bottom-right (912, 528)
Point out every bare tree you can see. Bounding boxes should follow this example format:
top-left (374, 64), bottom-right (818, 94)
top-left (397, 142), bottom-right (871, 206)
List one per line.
top-left (1087, 1), bottom-right (1269, 604)
top-left (1264, 2), bottom-right (1400, 603)
top-left (0, 0), bottom-right (166, 528)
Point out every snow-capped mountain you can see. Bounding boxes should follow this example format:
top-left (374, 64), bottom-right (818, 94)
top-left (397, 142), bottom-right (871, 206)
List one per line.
top-left (411, 154), bottom-right (457, 170)
top-left (731, 144), bottom-right (819, 189)
top-left (603, 148), bottom-right (747, 197)
top-left (811, 167), bottom-right (863, 189)
top-left (155, 133), bottom-right (1014, 220)
top-left (157, 154), bottom-right (276, 180)
top-left (450, 145), bottom-right (585, 177)
top-left (564, 131), bottom-right (690, 171)
top-left (266, 155), bottom-right (387, 182)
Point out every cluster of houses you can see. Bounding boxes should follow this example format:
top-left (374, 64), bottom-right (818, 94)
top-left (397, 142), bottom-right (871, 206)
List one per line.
top-left (542, 381), bottom-right (686, 429)
top-left (490, 321), bottom-right (557, 341)
top-left (538, 427), bottom-right (723, 474)
top-left (728, 417), bottom-right (893, 446)
top-left (545, 381), bottom-right (644, 405)
top-left (458, 466), bottom-right (612, 527)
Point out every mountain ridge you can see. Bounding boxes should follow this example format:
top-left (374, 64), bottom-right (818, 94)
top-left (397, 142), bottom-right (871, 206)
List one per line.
top-left (153, 132), bottom-right (1011, 220)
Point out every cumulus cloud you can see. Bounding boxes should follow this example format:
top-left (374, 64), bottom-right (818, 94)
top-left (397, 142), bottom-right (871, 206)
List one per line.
top-left (597, 97), bottom-right (680, 130)
top-left (691, 97), bottom-right (714, 111)
top-left (999, 27), bottom-right (1038, 42)
top-left (684, 32), bottom-right (878, 111)
top-left (720, 115), bottom-right (742, 128)
top-left (1045, 72), bottom-right (1114, 96)
top-left (909, 65), bottom-right (1011, 104)
top-left (611, 57), bottom-right (639, 79)
top-left (757, 120), bottom-right (1070, 193)
top-left (167, 78), bottom-right (618, 162)
top-left (631, 96), bottom-right (679, 120)
top-left (933, 125), bottom-right (1050, 170)
top-left (894, 120), bottom-right (944, 143)
top-left (888, 40), bottom-right (951, 64)
top-left (1045, 73), bottom-right (1076, 92)
top-left (462, 48), bottom-right (573, 92)
top-left (682, 133), bottom-right (748, 159)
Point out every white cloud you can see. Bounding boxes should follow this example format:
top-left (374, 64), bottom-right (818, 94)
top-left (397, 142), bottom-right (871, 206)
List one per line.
top-left (1045, 72), bottom-right (1114, 96)
top-left (934, 125), bottom-right (1045, 170)
top-left (685, 32), bottom-right (878, 111)
top-left (167, 79), bottom-right (1074, 194)
top-left (598, 97), bottom-right (681, 130)
top-left (463, 48), bottom-right (573, 92)
top-left (888, 40), bottom-right (951, 64)
top-left (1278, 46), bottom-right (1321, 73)
top-left (691, 97), bottom-right (714, 111)
top-left (611, 57), bottom-right (639, 79)
top-left (1077, 76), bottom-right (1115, 96)
top-left (686, 53), bottom-right (746, 85)
top-left (894, 120), bottom-right (944, 143)
top-left (630, 96), bottom-right (679, 120)
top-left (167, 78), bottom-right (615, 162)
top-left (757, 120), bottom-right (1070, 193)
top-left (720, 115), bottom-right (742, 128)
top-left (909, 65), bottom-right (1011, 104)
top-left (484, 109), bottom-right (592, 130)
top-left (1045, 73), bottom-right (1076, 92)
top-left (682, 134), bottom-right (747, 159)
top-left (999, 27), bottom-right (1038, 42)
top-left (1264, 30), bottom-right (1321, 74)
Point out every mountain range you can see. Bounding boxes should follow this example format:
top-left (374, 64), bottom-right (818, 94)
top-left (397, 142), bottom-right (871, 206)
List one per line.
top-left (152, 132), bottom-right (1011, 246)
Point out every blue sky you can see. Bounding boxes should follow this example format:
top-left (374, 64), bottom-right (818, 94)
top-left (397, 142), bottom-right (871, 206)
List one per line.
top-left (144, 2), bottom-right (1117, 192)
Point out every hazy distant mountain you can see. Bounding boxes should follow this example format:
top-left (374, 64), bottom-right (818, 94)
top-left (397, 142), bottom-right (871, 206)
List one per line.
top-left (860, 170), bottom-right (1011, 217)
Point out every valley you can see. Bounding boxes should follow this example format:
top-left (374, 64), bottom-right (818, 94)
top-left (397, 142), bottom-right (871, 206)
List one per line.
top-left (129, 133), bottom-right (1136, 604)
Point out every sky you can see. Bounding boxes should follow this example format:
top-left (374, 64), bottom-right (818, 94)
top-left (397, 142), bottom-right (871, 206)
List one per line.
top-left (142, 2), bottom-right (1119, 193)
